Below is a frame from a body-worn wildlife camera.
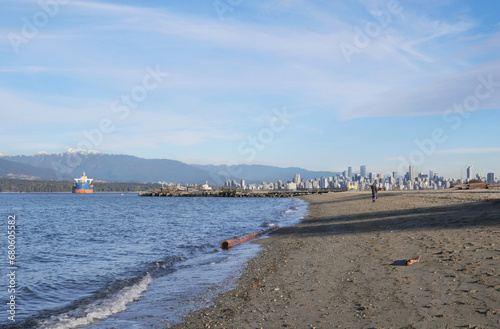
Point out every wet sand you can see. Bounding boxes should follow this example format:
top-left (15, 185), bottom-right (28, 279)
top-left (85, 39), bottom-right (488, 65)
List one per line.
top-left (171, 190), bottom-right (500, 328)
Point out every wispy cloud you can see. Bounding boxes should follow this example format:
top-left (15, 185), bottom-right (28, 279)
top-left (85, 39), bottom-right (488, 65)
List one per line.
top-left (437, 147), bottom-right (500, 155)
top-left (337, 61), bottom-right (500, 120)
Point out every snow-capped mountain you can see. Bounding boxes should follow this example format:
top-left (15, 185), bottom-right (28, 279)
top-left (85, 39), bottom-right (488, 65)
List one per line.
top-left (1, 149), bottom-right (340, 183)
top-left (1, 149), bottom-right (209, 183)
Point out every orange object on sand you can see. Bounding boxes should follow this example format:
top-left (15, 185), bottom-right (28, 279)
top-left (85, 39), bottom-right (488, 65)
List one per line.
top-left (406, 256), bottom-right (421, 266)
top-left (221, 225), bottom-right (280, 249)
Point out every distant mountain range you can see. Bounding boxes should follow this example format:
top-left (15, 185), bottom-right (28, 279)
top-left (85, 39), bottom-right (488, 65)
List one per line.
top-left (0, 149), bottom-right (340, 184)
top-left (0, 158), bottom-right (72, 181)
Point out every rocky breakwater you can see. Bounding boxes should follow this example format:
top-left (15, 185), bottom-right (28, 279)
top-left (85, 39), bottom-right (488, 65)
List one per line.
top-left (138, 189), bottom-right (345, 198)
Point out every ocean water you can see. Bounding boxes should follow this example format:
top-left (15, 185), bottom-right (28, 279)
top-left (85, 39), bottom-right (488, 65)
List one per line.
top-left (0, 193), bottom-right (307, 328)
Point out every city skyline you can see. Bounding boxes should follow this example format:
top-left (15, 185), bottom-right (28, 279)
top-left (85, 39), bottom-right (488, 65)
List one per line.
top-left (222, 164), bottom-right (498, 191)
top-left (1, 1), bottom-right (500, 178)
top-left (342, 164), bottom-right (496, 181)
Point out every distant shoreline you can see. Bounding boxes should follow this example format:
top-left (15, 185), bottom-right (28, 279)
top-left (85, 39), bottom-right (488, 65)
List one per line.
top-left (0, 191), bottom-right (141, 194)
top-left (0, 177), bottom-right (162, 193)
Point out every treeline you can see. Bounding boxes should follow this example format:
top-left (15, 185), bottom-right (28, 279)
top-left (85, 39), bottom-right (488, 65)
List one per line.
top-left (0, 178), bottom-right (162, 193)
top-left (93, 182), bottom-right (162, 192)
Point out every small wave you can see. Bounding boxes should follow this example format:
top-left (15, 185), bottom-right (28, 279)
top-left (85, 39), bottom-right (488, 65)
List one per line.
top-left (179, 243), bottom-right (218, 255)
top-left (261, 222), bottom-right (277, 227)
top-left (37, 273), bottom-right (153, 329)
top-left (276, 198), bottom-right (308, 227)
top-left (203, 256), bottom-right (232, 266)
top-left (151, 256), bottom-right (186, 269)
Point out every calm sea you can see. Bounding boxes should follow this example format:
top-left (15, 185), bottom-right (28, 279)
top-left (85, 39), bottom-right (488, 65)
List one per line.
top-left (0, 193), bottom-right (307, 328)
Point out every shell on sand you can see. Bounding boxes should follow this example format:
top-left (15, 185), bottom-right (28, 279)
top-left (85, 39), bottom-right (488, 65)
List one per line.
top-left (406, 255), bottom-right (421, 266)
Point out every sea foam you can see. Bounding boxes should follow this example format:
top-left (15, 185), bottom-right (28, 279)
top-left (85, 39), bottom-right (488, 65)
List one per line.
top-left (38, 273), bottom-right (153, 329)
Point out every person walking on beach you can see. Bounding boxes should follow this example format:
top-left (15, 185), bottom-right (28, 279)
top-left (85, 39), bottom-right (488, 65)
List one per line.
top-left (371, 182), bottom-right (378, 202)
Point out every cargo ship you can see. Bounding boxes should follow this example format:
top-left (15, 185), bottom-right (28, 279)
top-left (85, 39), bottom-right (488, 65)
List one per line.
top-left (72, 172), bottom-right (94, 193)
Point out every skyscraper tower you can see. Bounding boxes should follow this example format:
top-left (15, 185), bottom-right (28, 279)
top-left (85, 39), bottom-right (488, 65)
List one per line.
top-left (293, 174), bottom-right (301, 186)
top-left (360, 165), bottom-right (366, 178)
top-left (467, 165), bottom-right (473, 182)
top-left (409, 165), bottom-right (415, 181)
top-left (348, 167), bottom-right (352, 179)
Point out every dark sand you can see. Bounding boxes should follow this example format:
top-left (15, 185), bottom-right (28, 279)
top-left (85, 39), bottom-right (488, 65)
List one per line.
top-left (171, 190), bottom-right (500, 328)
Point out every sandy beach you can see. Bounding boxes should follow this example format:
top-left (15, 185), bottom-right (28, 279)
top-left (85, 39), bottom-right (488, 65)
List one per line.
top-left (172, 190), bottom-right (500, 328)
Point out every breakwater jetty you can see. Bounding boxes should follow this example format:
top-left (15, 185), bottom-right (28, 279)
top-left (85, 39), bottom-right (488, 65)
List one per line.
top-left (138, 188), bottom-right (346, 198)
top-left (454, 182), bottom-right (500, 190)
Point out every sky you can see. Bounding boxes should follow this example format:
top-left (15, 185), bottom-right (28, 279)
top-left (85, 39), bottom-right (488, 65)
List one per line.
top-left (1, 0), bottom-right (499, 178)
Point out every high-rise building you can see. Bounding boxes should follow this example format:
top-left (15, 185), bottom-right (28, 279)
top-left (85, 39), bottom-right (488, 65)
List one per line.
top-left (392, 171), bottom-right (397, 179)
top-left (467, 166), bottom-right (473, 181)
top-left (360, 165), bottom-right (366, 178)
top-left (320, 177), bottom-right (328, 189)
top-left (409, 165), bottom-right (415, 181)
top-left (293, 174), bottom-right (301, 185)
top-left (487, 172), bottom-right (495, 183)
top-left (429, 170), bottom-right (434, 182)
top-left (348, 167), bottom-right (352, 179)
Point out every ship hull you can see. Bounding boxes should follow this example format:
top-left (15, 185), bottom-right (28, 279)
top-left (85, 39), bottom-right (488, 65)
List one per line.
top-left (72, 182), bottom-right (93, 194)
top-left (72, 188), bottom-right (93, 194)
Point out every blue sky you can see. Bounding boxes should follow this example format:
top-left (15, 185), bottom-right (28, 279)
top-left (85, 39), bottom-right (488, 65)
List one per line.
top-left (1, 0), bottom-right (499, 178)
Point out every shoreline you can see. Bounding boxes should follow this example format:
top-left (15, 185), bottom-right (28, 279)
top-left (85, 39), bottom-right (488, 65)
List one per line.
top-left (171, 190), bottom-right (500, 328)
